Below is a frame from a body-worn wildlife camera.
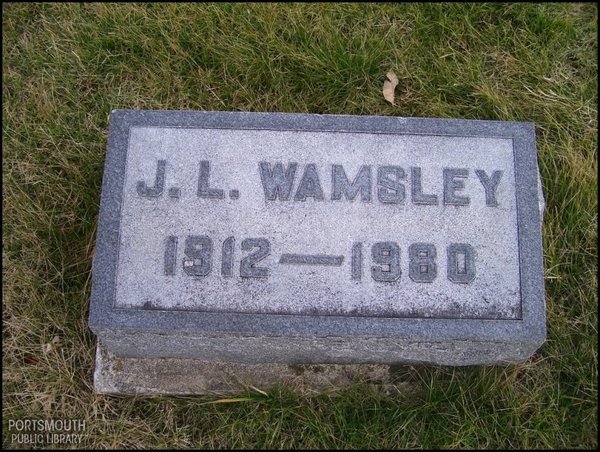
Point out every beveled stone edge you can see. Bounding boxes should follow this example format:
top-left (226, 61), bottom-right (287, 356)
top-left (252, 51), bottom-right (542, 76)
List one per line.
top-left (88, 111), bottom-right (545, 348)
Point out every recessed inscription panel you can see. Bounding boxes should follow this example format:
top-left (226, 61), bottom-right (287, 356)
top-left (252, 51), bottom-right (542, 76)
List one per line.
top-left (114, 127), bottom-right (520, 319)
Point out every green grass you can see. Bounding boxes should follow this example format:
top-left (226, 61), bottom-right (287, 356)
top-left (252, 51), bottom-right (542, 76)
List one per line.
top-left (3, 2), bottom-right (597, 449)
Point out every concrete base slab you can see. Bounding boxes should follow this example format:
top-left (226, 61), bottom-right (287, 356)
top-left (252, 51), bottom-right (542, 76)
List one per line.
top-left (93, 341), bottom-right (394, 395)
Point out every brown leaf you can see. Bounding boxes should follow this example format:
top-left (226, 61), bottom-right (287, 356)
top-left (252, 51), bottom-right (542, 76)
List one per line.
top-left (386, 71), bottom-right (399, 85)
top-left (383, 71), bottom-right (399, 105)
top-left (43, 336), bottom-right (61, 355)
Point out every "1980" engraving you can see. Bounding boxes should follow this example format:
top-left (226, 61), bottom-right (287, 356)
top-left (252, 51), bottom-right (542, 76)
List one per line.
top-left (163, 236), bottom-right (476, 283)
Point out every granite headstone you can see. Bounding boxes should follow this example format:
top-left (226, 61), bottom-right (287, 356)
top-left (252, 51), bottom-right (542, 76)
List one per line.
top-left (89, 110), bottom-right (546, 366)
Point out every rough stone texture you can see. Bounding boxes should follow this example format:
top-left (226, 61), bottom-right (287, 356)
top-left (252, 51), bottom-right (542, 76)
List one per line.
top-left (89, 111), bottom-right (546, 369)
top-left (94, 341), bottom-right (394, 395)
top-left (97, 331), bottom-right (541, 365)
top-left (117, 128), bottom-right (520, 319)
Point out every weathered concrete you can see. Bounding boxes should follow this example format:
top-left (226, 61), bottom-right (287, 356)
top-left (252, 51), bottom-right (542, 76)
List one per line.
top-left (94, 341), bottom-right (394, 395)
top-left (89, 111), bottom-right (546, 374)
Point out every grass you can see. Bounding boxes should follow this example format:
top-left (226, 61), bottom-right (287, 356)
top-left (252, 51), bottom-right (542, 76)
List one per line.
top-left (2, 2), bottom-right (597, 449)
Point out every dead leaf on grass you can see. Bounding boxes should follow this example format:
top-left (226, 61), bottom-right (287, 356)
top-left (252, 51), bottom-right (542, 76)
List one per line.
top-left (383, 71), bottom-right (399, 105)
top-left (43, 336), bottom-right (62, 355)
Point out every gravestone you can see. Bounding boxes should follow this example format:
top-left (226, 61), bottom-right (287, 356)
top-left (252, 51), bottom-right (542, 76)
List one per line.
top-left (89, 110), bottom-right (546, 386)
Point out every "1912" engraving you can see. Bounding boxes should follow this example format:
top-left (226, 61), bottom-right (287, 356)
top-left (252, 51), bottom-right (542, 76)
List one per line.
top-left (165, 235), bottom-right (270, 279)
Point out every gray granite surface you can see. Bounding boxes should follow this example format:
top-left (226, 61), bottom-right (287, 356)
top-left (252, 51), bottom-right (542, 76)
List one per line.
top-left (89, 111), bottom-right (546, 368)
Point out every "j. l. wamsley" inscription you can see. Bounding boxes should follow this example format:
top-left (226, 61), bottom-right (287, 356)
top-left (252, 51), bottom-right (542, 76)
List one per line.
top-left (135, 159), bottom-right (503, 284)
top-left (137, 160), bottom-right (503, 206)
